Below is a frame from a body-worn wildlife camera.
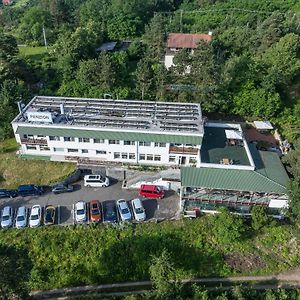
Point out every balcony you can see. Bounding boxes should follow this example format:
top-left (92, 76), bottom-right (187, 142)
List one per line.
top-left (21, 138), bottom-right (48, 146)
top-left (169, 146), bottom-right (198, 155)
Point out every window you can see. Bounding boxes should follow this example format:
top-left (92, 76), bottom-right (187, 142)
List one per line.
top-left (37, 135), bottom-right (45, 138)
top-left (139, 154), bottom-right (145, 160)
top-left (67, 149), bottom-right (78, 153)
top-left (53, 147), bottom-right (64, 152)
top-left (139, 141), bottom-right (151, 147)
top-left (23, 134), bottom-right (27, 138)
top-left (124, 140), bottom-right (135, 146)
top-left (96, 150), bottom-right (107, 155)
top-left (154, 142), bottom-right (166, 147)
top-left (121, 153), bottom-right (128, 159)
top-left (114, 152), bottom-right (120, 159)
top-left (185, 144), bottom-right (196, 147)
top-left (146, 154), bottom-right (153, 161)
top-left (154, 155), bottom-right (161, 161)
top-left (169, 156), bottom-right (176, 163)
top-left (40, 146), bottom-right (50, 151)
top-left (81, 149), bottom-right (89, 154)
top-left (79, 137), bottom-right (90, 143)
top-left (26, 145), bottom-right (36, 150)
top-left (64, 137), bottom-right (75, 142)
top-left (129, 153), bottom-right (135, 160)
top-left (189, 157), bottom-right (197, 164)
top-left (49, 136), bottom-right (60, 141)
top-left (93, 138), bottom-right (105, 143)
top-left (109, 140), bottom-right (120, 144)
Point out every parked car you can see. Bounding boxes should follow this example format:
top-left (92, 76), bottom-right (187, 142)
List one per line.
top-left (15, 206), bottom-right (28, 228)
top-left (44, 205), bottom-right (56, 225)
top-left (1, 206), bottom-right (13, 228)
top-left (0, 189), bottom-right (18, 199)
top-left (75, 201), bottom-right (87, 223)
top-left (52, 184), bottom-right (74, 194)
top-left (139, 184), bottom-right (164, 199)
top-left (116, 199), bottom-right (132, 222)
top-left (84, 175), bottom-right (110, 187)
top-left (89, 200), bottom-right (101, 223)
top-left (131, 198), bottom-right (146, 222)
top-left (103, 201), bottom-right (118, 223)
top-left (29, 205), bottom-right (42, 228)
top-left (18, 185), bottom-right (44, 197)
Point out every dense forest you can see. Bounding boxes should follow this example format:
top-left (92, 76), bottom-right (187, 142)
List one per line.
top-left (0, 0), bottom-right (300, 139)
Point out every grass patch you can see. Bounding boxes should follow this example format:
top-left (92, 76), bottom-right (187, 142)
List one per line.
top-left (18, 46), bottom-right (50, 61)
top-left (12, 0), bottom-right (30, 8)
top-left (0, 138), bottom-right (76, 188)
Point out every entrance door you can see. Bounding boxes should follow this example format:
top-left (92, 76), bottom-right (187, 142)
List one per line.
top-left (181, 156), bottom-right (186, 165)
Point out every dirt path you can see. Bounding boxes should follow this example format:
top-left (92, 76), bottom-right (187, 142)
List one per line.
top-left (30, 268), bottom-right (300, 299)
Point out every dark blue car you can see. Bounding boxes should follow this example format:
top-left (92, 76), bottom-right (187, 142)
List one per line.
top-left (0, 189), bottom-right (18, 198)
top-left (103, 201), bottom-right (118, 223)
top-left (18, 185), bottom-right (44, 197)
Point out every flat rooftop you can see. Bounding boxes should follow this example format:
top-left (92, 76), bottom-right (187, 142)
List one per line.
top-left (200, 126), bottom-right (250, 166)
top-left (13, 96), bottom-right (204, 135)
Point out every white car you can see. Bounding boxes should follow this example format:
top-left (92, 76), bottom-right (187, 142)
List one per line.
top-left (1, 206), bottom-right (13, 228)
top-left (116, 199), bottom-right (132, 221)
top-left (29, 205), bottom-right (42, 228)
top-left (75, 201), bottom-right (87, 223)
top-left (15, 206), bottom-right (28, 228)
top-left (84, 175), bottom-right (110, 187)
top-left (131, 198), bottom-right (146, 222)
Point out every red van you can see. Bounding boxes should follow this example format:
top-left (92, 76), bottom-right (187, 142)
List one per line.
top-left (139, 184), bottom-right (165, 199)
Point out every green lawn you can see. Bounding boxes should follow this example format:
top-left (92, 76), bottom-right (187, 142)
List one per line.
top-left (12, 0), bottom-right (30, 8)
top-left (18, 46), bottom-right (50, 61)
top-left (0, 139), bottom-right (76, 188)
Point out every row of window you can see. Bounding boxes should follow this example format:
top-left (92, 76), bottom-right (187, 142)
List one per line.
top-left (48, 136), bottom-right (167, 147)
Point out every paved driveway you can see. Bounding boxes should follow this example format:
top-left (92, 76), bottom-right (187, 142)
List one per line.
top-left (0, 180), bottom-right (180, 227)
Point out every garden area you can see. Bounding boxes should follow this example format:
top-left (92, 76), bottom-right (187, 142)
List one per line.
top-left (0, 139), bottom-right (76, 188)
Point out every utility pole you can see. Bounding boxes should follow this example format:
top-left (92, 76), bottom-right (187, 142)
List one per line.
top-left (42, 25), bottom-right (48, 48)
top-left (180, 10), bottom-right (183, 32)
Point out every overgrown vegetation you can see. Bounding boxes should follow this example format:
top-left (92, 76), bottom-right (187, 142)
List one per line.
top-left (0, 139), bottom-right (76, 188)
top-left (0, 213), bottom-right (300, 293)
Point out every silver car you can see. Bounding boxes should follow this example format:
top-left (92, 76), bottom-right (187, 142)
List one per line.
top-left (116, 199), bottom-right (132, 221)
top-left (1, 206), bottom-right (13, 228)
top-left (15, 206), bottom-right (28, 228)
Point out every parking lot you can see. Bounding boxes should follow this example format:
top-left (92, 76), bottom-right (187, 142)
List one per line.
top-left (0, 179), bottom-right (180, 227)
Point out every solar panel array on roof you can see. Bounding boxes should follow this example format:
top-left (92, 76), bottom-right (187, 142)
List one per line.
top-left (15, 96), bottom-right (204, 134)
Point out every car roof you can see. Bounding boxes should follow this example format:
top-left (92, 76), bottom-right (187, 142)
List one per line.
top-left (31, 205), bottom-right (41, 212)
top-left (76, 201), bottom-right (85, 209)
top-left (132, 198), bottom-right (143, 208)
top-left (141, 184), bottom-right (158, 190)
top-left (2, 206), bottom-right (11, 214)
top-left (17, 206), bottom-right (26, 214)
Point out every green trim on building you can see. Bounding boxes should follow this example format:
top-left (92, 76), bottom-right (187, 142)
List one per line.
top-left (181, 151), bottom-right (289, 194)
top-left (16, 126), bottom-right (202, 145)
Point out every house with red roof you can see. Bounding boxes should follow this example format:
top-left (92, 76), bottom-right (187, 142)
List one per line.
top-left (164, 32), bottom-right (212, 70)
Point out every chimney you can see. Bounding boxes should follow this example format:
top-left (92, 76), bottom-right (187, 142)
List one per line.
top-left (60, 103), bottom-right (65, 115)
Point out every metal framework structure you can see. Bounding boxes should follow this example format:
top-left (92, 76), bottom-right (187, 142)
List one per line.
top-left (15, 96), bottom-right (204, 134)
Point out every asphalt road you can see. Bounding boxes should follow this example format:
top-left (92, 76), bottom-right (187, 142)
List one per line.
top-left (0, 180), bottom-right (180, 226)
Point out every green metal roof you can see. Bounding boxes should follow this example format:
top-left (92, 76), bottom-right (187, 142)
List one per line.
top-left (181, 150), bottom-right (289, 194)
top-left (16, 126), bottom-right (202, 144)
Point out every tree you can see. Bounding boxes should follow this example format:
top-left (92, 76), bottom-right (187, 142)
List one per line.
top-left (212, 208), bottom-right (245, 247)
top-left (135, 58), bottom-right (154, 100)
top-left (191, 42), bottom-right (223, 111)
top-left (251, 206), bottom-right (270, 231)
top-left (17, 7), bottom-right (54, 45)
top-left (143, 14), bottom-right (167, 61)
top-left (148, 249), bottom-right (182, 300)
top-left (233, 80), bottom-right (281, 118)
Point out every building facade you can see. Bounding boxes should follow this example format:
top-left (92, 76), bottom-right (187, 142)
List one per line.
top-left (12, 96), bottom-right (204, 167)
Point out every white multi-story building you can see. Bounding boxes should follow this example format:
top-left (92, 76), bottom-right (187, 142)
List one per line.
top-left (12, 96), bottom-right (204, 166)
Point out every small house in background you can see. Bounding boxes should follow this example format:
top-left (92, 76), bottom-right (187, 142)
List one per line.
top-left (2, 0), bottom-right (14, 5)
top-left (96, 41), bottom-right (131, 53)
top-left (164, 32), bottom-right (212, 70)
